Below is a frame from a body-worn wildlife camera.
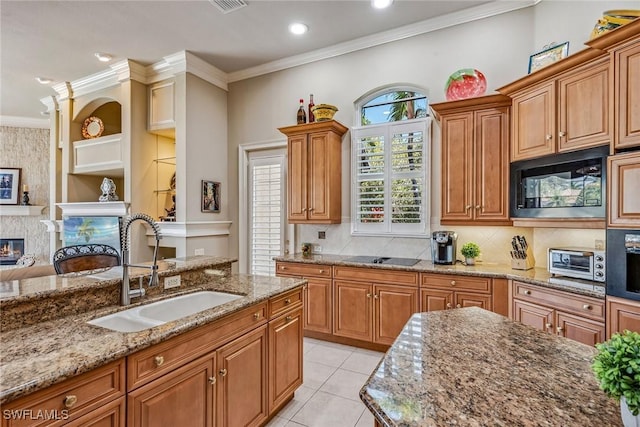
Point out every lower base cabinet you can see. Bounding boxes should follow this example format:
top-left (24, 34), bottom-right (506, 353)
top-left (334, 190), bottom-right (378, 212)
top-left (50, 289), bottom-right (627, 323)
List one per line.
top-left (606, 296), bottom-right (640, 338)
top-left (512, 281), bottom-right (605, 346)
top-left (268, 307), bottom-right (303, 412)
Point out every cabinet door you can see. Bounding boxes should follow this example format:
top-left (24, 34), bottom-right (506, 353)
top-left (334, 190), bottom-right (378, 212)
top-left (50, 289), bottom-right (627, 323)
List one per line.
top-left (333, 281), bottom-right (372, 341)
top-left (614, 39), bottom-right (640, 149)
top-left (511, 81), bottom-right (556, 161)
top-left (128, 356), bottom-right (214, 427)
top-left (269, 307), bottom-right (303, 412)
top-left (513, 300), bottom-right (554, 333)
top-left (148, 80), bottom-right (176, 132)
top-left (374, 284), bottom-right (418, 345)
top-left (557, 59), bottom-right (610, 152)
top-left (304, 277), bottom-right (332, 334)
top-left (307, 131), bottom-right (341, 222)
top-left (66, 397), bottom-right (125, 427)
top-left (441, 112), bottom-right (473, 221)
top-left (474, 107), bottom-right (510, 221)
top-left (607, 296), bottom-right (640, 339)
top-left (287, 135), bottom-right (309, 221)
top-left (216, 326), bottom-right (268, 427)
top-left (419, 289), bottom-right (454, 312)
top-left (556, 311), bottom-right (604, 346)
top-left (455, 292), bottom-right (492, 311)
top-left (608, 152), bottom-right (640, 227)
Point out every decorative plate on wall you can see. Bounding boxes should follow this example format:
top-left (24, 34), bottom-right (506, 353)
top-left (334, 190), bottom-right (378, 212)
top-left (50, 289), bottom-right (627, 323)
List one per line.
top-left (81, 116), bottom-right (104, 139)
top-left (445, 69), bottom-right (487, 101)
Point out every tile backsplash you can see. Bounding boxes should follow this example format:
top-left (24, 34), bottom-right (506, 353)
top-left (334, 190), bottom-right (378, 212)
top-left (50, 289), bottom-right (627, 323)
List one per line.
top-left (297, 220), bottom-right (605, 269)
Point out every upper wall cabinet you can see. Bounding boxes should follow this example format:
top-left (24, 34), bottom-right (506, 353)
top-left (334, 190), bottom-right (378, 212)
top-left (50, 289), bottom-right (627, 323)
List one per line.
top-left (278, 120), bottom-right (348, 224)
top-left (431, 95), bottom-right (511, 225)
top-left (587, 19), bottom-right (640, 151)
top-left (500, 52), bottom-right (611, 162)
top-left (608, 151), bottom-right (640, 228)
top-left (148, 79), bottom-right (176, 138)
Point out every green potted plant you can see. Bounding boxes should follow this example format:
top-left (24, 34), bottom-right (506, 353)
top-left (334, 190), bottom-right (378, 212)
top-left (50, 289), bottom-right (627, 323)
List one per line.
top-left (592, 330), bottom-right (640, 427)
top-left (460, 242), bottom-right (480, 266)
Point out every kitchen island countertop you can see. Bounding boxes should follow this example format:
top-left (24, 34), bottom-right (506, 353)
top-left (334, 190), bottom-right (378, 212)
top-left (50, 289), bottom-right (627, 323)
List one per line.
top-left (360, 307), bottom-right (622, 426)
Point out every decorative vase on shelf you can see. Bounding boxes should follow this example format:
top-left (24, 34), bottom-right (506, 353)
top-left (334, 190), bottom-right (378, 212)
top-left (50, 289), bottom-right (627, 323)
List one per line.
top-left (98, 177), bottom-right (118, 202)
top-left (621, 397), bottom-right (640, 427)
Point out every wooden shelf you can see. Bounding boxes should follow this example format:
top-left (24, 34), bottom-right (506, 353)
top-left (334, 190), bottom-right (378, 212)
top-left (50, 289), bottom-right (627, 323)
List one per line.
top-left (0, 205), bottom-right (46, 216)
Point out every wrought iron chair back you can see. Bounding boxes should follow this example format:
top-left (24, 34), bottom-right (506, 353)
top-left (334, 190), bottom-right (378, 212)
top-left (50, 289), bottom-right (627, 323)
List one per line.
top-left (53, 244), bottom-right (121, 274)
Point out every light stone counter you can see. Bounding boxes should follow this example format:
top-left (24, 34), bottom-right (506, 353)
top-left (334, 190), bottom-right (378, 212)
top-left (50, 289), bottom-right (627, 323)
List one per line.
top-left (274, 254), bottom-right (606, 299)
top-left (0, 264), bottom-right (306, 404)
top-left (360, 308), bottom-right (622, 426)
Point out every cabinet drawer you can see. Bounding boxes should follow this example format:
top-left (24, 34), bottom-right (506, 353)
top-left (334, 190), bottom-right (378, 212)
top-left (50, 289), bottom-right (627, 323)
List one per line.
top-left (127, 302), bottom-right (267, 390)
top-left (2, 359), bottom-right (124, 427)
top-left (513, 281), bottom-right (604, 321)
top-left (269, 287), bottom-right (303, 319)
top-left (333, 266), bottom-right (418, 286)
top-left (421, 273), bottom-right (491, 293)
top-left (276, 262), bottom-right (331, 278)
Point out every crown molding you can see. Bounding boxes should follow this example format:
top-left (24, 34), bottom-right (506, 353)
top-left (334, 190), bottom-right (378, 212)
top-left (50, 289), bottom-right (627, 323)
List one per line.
top-left (52, 82), bottom-right (73, 101)
top-left (146, 51), bottom-right (228, 91)
top-left (39, 95), bottom-right (58, 113)
top-left (228, 0), bottom-right (539, 82)
top-left (0, 115), bottom-right (50, 128)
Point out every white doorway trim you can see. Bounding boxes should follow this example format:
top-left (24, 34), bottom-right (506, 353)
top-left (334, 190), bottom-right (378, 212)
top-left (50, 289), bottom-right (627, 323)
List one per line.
top-left (238, 139), bottom-right (292, 273)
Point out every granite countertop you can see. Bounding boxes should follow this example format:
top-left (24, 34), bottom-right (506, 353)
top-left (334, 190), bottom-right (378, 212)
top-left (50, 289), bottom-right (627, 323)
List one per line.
top-left (274, 254), bottom-right (606, 299)
top-left (0, 272), bottom-right (306, 404)
top-left (360, 307), bottom-right (622, 426)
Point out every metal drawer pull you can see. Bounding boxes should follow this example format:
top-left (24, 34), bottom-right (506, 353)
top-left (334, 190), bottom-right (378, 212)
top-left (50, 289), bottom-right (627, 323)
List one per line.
top-left (64, 395), bottom-right (77, 408)
top-left (456, 304), bottom-right (461, 308)
top-left (582, 304), bottom-right (592, 310)
top-left (219, 368), bottom-right (227, 377)
top-left (319, 269), bottom-right (324, 273)
top-left (556, 326), bottom-right (563, 333)
top-left (280, 266), bottom-right (285, 270)
top-left (450, 280), bottom-right (456, 286)
top-left (209, 376), bottom-right (216, 385)
top-left (284, 298), bottom-right (291, 304)
top-left (546, 323), bottom-right (552, 329)
top-left (285, 315), bottom-right (293, 322)
top-left (523, 290), bottom-right (531, 295)
top-left (155, 356), bottom-right (164, 367)
top-left (253, 313), bottom-right (260, 320)
top-left (446, 303), bottom-right (452, 308)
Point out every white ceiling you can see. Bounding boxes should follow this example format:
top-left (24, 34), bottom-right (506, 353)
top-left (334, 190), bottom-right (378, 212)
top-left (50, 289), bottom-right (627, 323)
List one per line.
top-left (1, 0), bottom-right (530, 121)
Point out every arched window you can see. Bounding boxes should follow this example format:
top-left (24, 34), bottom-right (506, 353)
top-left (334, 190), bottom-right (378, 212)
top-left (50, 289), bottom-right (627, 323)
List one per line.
top-left (351, 86), bottom-right (431, 236)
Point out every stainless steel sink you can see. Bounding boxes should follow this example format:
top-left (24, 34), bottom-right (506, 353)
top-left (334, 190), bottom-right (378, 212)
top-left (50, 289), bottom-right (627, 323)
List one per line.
top-left (88, 291), bottom-right (243, 332)
top-left (343, 256), bottom-right (420, 266)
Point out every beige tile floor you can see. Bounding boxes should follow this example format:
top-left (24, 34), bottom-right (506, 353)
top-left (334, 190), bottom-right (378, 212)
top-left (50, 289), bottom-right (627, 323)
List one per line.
top-left (266, 337), bottom-right (384, 427)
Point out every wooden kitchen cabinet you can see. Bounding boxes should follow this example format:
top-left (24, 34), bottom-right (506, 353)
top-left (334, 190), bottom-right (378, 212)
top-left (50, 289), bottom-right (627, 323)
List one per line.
top-left (431, 95), bottom-right (511, 225)
top-left (332, 266), bottom-right (419, 346)
top-left (608, 151), bottom-right (640, 228)
top-left (268, 306), bottom-right (303, 412)
top-left (278, 120), bottom-right (348, 223)
top-left (276, 261), bottom-right (333, 334)
top-left (512, 281), bottom-right (605, 346)
top-left (216, 325), bottom-right (268, 427)
top-left (1, 359), bottom-right (125, 427)
top-left (606, 296), bottom-right (640, 339)
top-left (420, 273), bottom-right (493, 312)
top-left (498, 51), bottom-right (610, 161)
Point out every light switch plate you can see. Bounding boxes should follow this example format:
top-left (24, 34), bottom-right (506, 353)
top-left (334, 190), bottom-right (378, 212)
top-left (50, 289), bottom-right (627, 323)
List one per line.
top-left (164, 275), bottom-right (181, 289)
top-left (195, 248), bottom-right (205, 255)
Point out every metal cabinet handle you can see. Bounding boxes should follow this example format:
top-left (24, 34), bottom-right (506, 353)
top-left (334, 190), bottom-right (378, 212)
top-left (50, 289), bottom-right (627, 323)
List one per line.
top-left (465, 205), bottom-right (472, 211)
top-left (450, 280), bottom-right (456, 286)
top-left (545, 323), bottom-right (553, 330)
top-left (559, 131), bottom-right (566, 138)
top-left (374, 294), bottom-right (379, 299)
top-left (285, 315), bottom-right (293, 322)
top-left (366, 293), bottom-right (372, 298)
top-left (209, 376), bottom-right (217, 385)
top-left (523, 290), bottom-right (531, 295)
top-left (302, 208), bottom-right (307, 212)
top-left (545, 134), bottom-right (553, 141)
top-left (309, 208), bottom-right (315, 212)
top-left (284, 298), bottom-right (291, 304)
top-left (64, 395), bottom-right (77, 409)
top-left (319, 269), bottom-right (324, 273)
top-left (556, 326), bottom-right (563, 333)
top-left (583, 304), bottom-right (592, 310)
top-left (475, 205), bottom-right (481, 209)
top-left (219, 368), bottom-right (228, 377)
top-left (253, 312), bottom-right (260, 320)
top-left (155, 356), bottom-right (164, 367)
top-left (446, 303), bottom-right (452, 309)
top-left (280, 266), bottom-right (285, 270)
top-left (456, 304), bottom-right (461, 308)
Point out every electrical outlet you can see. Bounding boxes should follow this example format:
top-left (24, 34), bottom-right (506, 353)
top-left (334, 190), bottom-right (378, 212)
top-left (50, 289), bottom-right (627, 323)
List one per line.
top-left (595, 239), bottom-right (604, 250)
top-left (313, 244), bottom-right (322, 253)
top-left (164, 275), bottom-right (181, 289)
top-left (195, 248), bottom-right (205, 256)
top-left (318, 231), bottom-right (326, 239)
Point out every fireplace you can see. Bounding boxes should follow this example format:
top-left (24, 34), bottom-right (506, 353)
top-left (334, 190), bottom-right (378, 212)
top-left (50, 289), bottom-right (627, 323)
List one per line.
top-left (0, 238), bottom-right (24, 265)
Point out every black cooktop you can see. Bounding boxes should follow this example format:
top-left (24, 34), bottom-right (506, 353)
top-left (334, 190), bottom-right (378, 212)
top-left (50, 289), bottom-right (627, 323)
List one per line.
top-left (343, 256), bottom-right (421, 267)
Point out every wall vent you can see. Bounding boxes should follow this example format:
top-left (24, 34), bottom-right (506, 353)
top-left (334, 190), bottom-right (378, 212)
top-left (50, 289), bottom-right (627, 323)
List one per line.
top-left (209, 0), bottom-right (247, 14)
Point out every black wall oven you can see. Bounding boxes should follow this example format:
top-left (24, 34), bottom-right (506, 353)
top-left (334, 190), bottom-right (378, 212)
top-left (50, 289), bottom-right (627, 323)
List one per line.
top-left (510, 146), bottom-right (608, 219)
top-left (607, 229), bottom-right (640, 302)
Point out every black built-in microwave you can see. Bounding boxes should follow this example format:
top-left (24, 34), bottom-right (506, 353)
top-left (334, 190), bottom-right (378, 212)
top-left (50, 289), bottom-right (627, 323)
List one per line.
top-left (510, 146), bottom-right (608, 219)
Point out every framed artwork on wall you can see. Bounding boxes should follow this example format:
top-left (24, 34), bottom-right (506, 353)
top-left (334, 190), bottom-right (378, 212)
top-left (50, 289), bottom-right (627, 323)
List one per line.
top-left (0, 168), bottom-right (21, 205)
top-left (202, 180), bottom-right (220, 213)
top-left (528, 42), bottom-right (569, 74)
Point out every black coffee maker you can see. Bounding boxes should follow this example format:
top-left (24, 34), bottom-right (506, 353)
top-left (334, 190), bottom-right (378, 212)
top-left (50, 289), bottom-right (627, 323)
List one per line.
top-left (431, 231), bottom-right (457, 265)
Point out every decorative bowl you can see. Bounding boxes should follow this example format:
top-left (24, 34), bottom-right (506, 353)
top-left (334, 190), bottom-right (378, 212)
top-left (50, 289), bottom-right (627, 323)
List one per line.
top-left (590, 9), bottom-right (640, 39)
top-left (445, 69), bottom-right (487, 101)
top-left (311, 104), bottom-right (338, 121)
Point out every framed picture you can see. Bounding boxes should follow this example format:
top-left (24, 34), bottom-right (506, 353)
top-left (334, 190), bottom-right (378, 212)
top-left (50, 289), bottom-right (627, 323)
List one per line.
top-left (202, 180), bottom-right (220, 213)
top-left (0, 168), bottom-right (21, 205)
top-left (528, 42), bottom-right (569, 74)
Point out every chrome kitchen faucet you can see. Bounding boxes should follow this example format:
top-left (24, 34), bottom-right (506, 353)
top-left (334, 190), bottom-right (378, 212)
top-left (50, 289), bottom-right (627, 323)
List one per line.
top-left (121, 213), bottom-right (162, 306)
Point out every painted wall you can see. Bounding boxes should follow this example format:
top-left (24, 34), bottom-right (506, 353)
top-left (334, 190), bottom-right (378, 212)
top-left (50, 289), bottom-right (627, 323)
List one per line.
top-left (227, 1), bottom-right (629, 269)
top-left (0, 126), bottom-right (50, 264)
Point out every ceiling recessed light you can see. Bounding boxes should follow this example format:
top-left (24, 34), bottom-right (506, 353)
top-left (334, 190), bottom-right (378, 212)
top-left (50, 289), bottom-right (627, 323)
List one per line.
top-left (94, 52), bottom-right (113, 62)
top-left (289, 23), bottom-right (308, 35)
top-left (372, 0), bottom-right (393, 9)
top-left (35, 77), bottom-right (53, 85)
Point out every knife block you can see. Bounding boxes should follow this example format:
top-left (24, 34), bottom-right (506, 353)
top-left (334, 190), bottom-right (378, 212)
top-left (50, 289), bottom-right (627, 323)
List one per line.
top-left (511, 247), bottom-right (535, 270)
